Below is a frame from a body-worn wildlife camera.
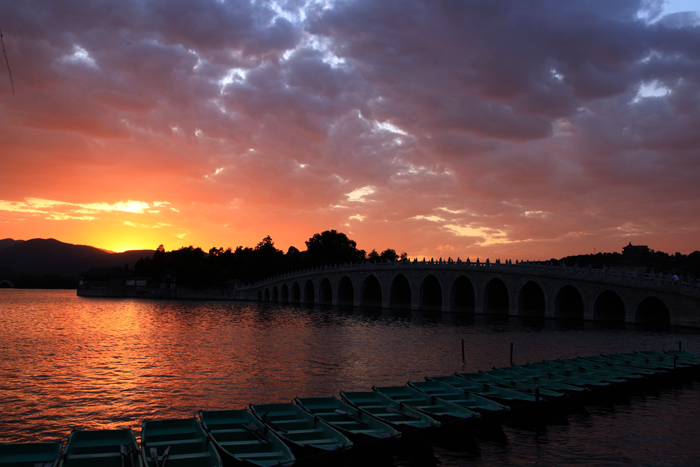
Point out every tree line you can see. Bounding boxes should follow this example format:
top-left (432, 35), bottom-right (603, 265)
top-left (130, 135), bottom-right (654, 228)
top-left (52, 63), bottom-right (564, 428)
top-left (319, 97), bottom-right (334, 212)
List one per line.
top-left (554, 250), bottom-right (700, 278)
top-left (132, 230), bottom-right (700, 288)
top-left (133, 230), bottom-right (408, 287)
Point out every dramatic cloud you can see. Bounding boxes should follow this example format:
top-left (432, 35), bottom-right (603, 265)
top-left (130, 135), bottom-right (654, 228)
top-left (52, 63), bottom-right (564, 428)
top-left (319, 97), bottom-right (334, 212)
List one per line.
top-left (0, 0), bottom-right (699, 259)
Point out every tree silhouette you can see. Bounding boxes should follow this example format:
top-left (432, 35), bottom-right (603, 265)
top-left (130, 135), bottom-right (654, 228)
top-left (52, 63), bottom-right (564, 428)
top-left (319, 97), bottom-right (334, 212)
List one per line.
top-left (304, 230), bottom-right (366, 266)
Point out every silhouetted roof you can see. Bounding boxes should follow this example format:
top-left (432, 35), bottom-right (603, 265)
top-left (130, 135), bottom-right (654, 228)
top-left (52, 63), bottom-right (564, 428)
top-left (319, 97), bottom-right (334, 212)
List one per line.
top-left (80, 267), bottom-right (130, 278)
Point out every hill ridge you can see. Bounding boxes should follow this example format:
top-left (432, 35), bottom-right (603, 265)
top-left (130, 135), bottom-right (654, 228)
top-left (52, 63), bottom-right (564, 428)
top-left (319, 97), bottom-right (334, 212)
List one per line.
top-left (0, 238), bottom-right (154, 278)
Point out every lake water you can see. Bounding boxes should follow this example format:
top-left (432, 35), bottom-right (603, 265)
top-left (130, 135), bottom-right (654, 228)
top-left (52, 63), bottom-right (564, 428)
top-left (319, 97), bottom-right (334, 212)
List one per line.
top-left (1, 289), bottom-right (699, 465)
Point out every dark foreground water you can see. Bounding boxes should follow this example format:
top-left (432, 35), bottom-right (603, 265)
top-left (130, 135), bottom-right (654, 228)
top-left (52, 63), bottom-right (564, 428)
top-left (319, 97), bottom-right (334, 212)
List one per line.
top-left (1, 289), bottom-right (699, 465)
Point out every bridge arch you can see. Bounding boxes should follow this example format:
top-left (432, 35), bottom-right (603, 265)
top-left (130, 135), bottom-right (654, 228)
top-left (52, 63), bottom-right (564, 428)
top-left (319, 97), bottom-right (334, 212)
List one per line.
top-left (389, 274), bottom-right (412, 309)
top-left (518, 280), bottom-right (546, 317)
top-left (0, 280), bottom-right (14, 288)
top-left (450, 275), bottom-right (475, 313)
top-left (263, 288), bottom-right (270, 302)
top-left (360, 274), bottom-right (382, 307)
top-left (483, 276), bottom-right (509, 315)
top-left (257, 290), bottom-right (263, 301)
top-left (303, 280), bottom-right (315, 304)
top-left (419, 274), bottom-right (442, 311)
top-left (554, 283), bottom-right (584, 319)
top-left (593, 289), bottom-right (626, 322)
top-left (635, 296), bottom-right (671, 325)
top-left (271, 286), bottom-right (279, 303)
top-left (338, 276), bottom-right (354, 306)
top-left (319, 277), bottom-right (332, 305)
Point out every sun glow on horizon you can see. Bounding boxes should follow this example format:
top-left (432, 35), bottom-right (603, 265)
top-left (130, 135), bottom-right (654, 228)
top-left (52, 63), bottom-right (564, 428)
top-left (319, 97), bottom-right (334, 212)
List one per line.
top-left (92, 229), bottom-right (163, 253)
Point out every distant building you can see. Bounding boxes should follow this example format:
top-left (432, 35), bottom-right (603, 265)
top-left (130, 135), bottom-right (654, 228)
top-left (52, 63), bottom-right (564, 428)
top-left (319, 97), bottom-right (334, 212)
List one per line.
top-left (622, 242), bottom-right (650, 260)
top-left (79, 267), bottom-right (130, 288)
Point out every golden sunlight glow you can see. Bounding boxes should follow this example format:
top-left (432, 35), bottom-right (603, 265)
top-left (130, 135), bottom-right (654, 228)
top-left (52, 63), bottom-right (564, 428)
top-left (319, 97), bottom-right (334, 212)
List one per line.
top-left (0, 198), bottom-right (170, 215)
top-left (95, 228), bottom-right (162, 252)
top-left (346, 186), bottom-right (375, 202)
top-left (79, 200), bottom-right (151, 213)
top-left (444, 223), bottom-right (508, 246)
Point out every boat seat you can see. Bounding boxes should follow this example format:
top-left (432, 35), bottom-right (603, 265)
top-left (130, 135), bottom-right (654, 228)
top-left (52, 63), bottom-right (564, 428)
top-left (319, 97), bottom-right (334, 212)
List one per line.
top-left (210, 428), bottom-right (248, 434)
top-left (272, 420), bottom-right (309, 430)
top-left (285, 428), bottom-right (321, 434)
top-left (160, 452), bottom-right (212, 461)
top-left (66, 452), bottom-right (123, 467)
top-left (68, 452), bottom-right (122, 460)
top-left (144, 430), bottom-right (198, 443)
top-left (71, 443), bottom-right (127, 455)
top-left (329, 420), bottom-right (358, 426)
top-left (236, 451), bottom-right (285, 458)
top-left (146, 438), bottom-right (201, 447)
top-left (300, 439), bottom-right (344, 446)
top-left (218, 440), bottom-right (265, 447)
top-left (152, 452), bottom-right (213, 467)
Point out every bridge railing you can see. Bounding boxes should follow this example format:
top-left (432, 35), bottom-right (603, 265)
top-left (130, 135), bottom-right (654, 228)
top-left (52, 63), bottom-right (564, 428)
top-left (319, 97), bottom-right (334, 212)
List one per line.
top-left (238, 259), bottom-right (700, 297)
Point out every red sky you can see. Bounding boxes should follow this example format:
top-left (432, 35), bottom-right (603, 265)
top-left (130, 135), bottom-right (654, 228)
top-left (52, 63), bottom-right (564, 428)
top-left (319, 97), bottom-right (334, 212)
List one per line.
top-left (1, 0), bottom-right (699, 260)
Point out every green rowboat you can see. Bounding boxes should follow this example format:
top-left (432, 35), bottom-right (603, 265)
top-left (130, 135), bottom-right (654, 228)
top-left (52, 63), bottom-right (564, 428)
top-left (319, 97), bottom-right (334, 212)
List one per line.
top-left (407, 380), bottom-right (510, 417)
top-left (249, 403), bottom-right (353, 458)
top-left (339, 390), bottom-right (440, 433)
top-left (427, 375), bottom-right (538, 408)
top-left (482, 368), bottom-right (588, 396)
top-left (663, 349), bottom-right (700, 366)
top-left (141, 418), bottom-right (222, 467)
top-left (294, 396), bottom-right (401, 444)
top-left (198, 409), bottom-right (295, 467)
top-left (372, 385), bottom-right (479, 424)
top-left (455, 372), bottom-right (568, 401)
top-left (528, 360), bottom-right (635, 385)
top-left (496, 364), bottom-right (616, 389)
top-left (58, 429), bottom-right (143, 467)
top-left (582, 355), bottom-right (666, 376)
top-left (0, 441), bottom-right (62, 467)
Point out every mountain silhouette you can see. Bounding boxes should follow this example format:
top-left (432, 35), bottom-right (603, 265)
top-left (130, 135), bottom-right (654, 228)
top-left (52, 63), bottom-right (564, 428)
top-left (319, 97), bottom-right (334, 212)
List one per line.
top-left (0, 238), bottom-right (154, 277)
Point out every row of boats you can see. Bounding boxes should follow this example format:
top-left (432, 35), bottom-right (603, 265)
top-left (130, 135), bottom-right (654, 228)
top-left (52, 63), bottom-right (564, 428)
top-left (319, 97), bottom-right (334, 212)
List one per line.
top-left (2, 349), bottom-right (698, 467)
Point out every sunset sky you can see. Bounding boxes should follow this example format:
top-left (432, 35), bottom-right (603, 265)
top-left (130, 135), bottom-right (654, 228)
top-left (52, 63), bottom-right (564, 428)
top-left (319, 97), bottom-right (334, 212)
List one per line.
top-left (1, 0), bottom-right (699, 260)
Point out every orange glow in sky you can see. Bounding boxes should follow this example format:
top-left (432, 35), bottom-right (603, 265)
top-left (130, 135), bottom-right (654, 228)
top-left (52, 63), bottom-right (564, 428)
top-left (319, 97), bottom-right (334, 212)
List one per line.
top-left (1, 1), bottom-right (700, 259)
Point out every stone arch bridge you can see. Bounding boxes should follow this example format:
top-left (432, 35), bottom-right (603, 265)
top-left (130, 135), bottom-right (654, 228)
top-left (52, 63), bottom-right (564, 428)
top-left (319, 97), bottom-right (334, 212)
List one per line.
top-left (235, 260), bottom-right (700, 327)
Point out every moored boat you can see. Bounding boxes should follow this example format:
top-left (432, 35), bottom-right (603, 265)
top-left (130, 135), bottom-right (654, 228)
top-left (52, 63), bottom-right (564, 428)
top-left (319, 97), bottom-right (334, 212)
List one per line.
top-left (530, 359), bottom-right (634, 386)
top-left (607, 351), bottom-right (700, 380)
top-left (582, 355), bottom-right (667, 377)
top-left (547, 357), bottom-right (651, 384)
top-left (481, 368), bottom-right (589, 397)
top-left (663, 349), bottom-right (700, 366)
top-left (603, 352), bottom-right (689, 372)
top-left (294, 396), bottom-right (401, 444)
top-left (0, 441), bottom-right (62, 467)
top-left (455, 371), bottom-right (568, 402)
top-left (426, 375), bottom-right (539, 409)
top-left (58, 429), bottom-right (143, 467)
top-left (339, 390), bottom-right (440, 433)
top-left (141, 418), bottom-right (222, 467)
top-left (249, 402), bottom-right (353, 458)
top-left (496, 364), bottom-right (617, 389)
top-left (198, 409), bottom-right (295, 467)
top-left (407, 380), bottom-right (510, 418)
top-left (371, 385), bottom-right (479, 425)
top-left (634, 350), bottom-right (700, 370)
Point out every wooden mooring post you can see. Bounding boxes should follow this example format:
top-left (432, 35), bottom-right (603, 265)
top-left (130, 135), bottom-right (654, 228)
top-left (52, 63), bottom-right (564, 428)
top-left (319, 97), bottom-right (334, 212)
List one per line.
top-left (510, 342), bottom-right (514, 366)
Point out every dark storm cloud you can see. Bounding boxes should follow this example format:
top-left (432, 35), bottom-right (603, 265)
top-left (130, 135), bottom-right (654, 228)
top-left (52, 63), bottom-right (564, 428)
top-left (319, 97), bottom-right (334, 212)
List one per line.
top-left (1, 0), bottom-right (699, 258)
